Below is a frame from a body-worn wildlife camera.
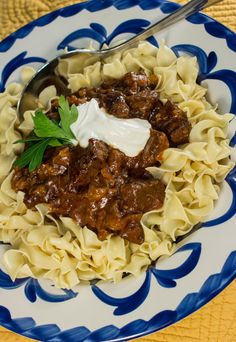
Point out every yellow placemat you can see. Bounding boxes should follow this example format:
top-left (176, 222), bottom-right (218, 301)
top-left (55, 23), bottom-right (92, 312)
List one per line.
top-left (0, 0), bottom-right (235, 39)
top-left (0, 0), bottom-right (236, 341)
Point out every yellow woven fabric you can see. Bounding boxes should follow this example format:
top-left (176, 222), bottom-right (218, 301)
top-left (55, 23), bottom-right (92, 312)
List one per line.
top-left (0, 0), bottom-right (235, 39)
top-left (0, 0), bottom-right (236, 341)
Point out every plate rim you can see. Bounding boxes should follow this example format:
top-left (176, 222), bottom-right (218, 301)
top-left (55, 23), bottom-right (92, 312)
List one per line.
top-left (0, 251), bottom-right (235, 341)
top-left (0, 0), bottom-right (235, 53)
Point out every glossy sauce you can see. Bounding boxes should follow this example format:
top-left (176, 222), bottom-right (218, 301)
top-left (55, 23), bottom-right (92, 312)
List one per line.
top-left (12, 72), bottom-right (191, 244)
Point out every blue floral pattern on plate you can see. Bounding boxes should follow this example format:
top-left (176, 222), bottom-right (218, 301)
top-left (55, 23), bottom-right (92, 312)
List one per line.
top-left (0, 52), bottom-right (46, 92)
top-left (0, 0), bottom-right (235, 341)
top-left (0, 269), bottom-right (77, 303)
top-left (57, 20), bottom-right (158, 51)
top-left (0, 250), bottom-right (235, 341)
top-left (92, 243), bottom-right (202, 315)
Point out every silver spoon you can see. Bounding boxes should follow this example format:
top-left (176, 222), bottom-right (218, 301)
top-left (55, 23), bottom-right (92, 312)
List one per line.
top-left (17, 0), bottom-right (221, 117)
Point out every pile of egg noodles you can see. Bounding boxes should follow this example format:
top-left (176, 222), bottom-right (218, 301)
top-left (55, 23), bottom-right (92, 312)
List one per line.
top-left (0, 42), bottom-right (233, 289)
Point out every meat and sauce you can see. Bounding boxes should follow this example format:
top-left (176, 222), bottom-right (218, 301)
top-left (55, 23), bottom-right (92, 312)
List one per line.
top-left (50, 71), bottom-right (191, 145)
top-left (12, 71), bottom-right (191, 244)
top-left (12, 132), bottom-right (168, 244)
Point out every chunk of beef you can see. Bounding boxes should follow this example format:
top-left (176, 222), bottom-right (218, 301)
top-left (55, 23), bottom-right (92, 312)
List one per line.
top-left (120, 215), bottom-right (144, 244)
top-left (150, 100), bottom-right (191, 145)
top-left (126, 90), bottom-right (159, 119)
top-left (127, 129), bottom-right (169, 169)
top-left (69, 140), bottom-right (109, 190)
top-left (34, 147), bottom-right (71, 179)
top-left (100, 91), bottom-right (130, 118)
top-left (11, 167), bottom-right (32, 192)
top-left (121, 72), bottom-right (150, 93)
top-left (120, 179), bottom-right (165, 213)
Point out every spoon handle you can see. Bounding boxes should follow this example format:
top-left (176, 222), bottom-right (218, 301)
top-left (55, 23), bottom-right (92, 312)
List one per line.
top-left (108, 0), bottom-right (222, 54)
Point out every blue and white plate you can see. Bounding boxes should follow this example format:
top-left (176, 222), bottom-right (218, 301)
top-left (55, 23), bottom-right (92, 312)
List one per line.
top-left (0, 1), bottom-right (236, 341)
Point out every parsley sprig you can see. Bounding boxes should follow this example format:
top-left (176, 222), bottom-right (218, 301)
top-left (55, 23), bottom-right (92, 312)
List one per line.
top-left (14, 96), bottom-right (78, 172)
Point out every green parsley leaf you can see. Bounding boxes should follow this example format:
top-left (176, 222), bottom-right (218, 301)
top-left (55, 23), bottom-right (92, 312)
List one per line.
top-left (14, 138), bottom-right (52, 171)
top-left (32, 110), bottom-right (67, 140)
top-left (28, 139), bottom-right (52, 172)
top-left (14, 97), bottom-right (78, 172)
top-left (48, 138), bottom-right (63, 147)
top-left (13, 137), bottom-right (43, 144)
top-left (58, 96), bottom-right (78, 139)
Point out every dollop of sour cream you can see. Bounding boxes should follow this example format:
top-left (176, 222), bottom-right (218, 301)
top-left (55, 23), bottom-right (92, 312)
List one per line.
top-left (70, 98), bottom-right (151, 157)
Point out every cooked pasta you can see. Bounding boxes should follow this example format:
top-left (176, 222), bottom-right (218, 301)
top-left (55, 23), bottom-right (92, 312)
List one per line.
top-left (0, 42), bottom-right (233, 289)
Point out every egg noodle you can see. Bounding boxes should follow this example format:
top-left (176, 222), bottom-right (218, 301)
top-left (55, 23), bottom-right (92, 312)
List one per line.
top-left (0, 42), bottom-right (233, 289)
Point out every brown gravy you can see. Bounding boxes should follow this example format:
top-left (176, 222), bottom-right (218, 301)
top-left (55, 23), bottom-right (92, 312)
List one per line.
top-left (12, 72), bottom-right (191, 244)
